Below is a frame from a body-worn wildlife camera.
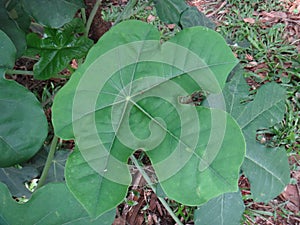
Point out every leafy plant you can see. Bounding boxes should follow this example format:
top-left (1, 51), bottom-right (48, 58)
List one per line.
top-left (0, 0), bottom-right (292, 224)
top-left (52, 19), bottom-right (245, 217)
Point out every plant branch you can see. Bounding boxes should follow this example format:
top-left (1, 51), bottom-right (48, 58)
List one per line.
top-left (130, 155), bottom-right (183, 225)
top-left (85, 0), bottom-right (102, 37)
top-left (36, 135), bottom-right (59, 190)
top-left (6, 69), bottom-right (34, 76)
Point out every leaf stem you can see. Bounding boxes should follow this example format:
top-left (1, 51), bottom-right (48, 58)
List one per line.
top-left (6, 69), bottom-right (34, 76)
top-left (36, 135), bottom-right (59, 190)
top-left (85, 0), bottom-right (102, 37)
top-left (130, 155), bottom-right (183, 225)
top-left (81, 8), bottom-right (87, 25)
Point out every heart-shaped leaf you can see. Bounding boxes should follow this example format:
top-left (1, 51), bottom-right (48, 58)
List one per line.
top-left (21, 0), bottom-right (84, 28)
top-left (0, 78), bottom-right (48, 167)
top-left (194, 191), bottom-right (245, 225)
top-left (53, 20), bottom-right (245, 217)
top-left (0, 182), bottom-right (115, 225)
top-left (27, 20), bottom-right (93, 80)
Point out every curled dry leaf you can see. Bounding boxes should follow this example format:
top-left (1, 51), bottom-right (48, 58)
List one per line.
top-left (281, 184), bottom-right (300, 213)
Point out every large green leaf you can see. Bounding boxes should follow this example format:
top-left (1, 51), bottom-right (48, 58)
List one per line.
top-left (0, 182), bottom-right (115, 225)
top-left (208, 71), bottom-right (290, 202)
top-left (27, 20), bottom-right (93, 80)
top-left (0, 30), bottom-right (16, 69)
top-left (52, 20), bottom-right (245, 217)
top-left (194, 191), bottom-right (245, 225)
top-left (21, 0), bottom-right (84, 28)
top-left (0, 0), bottom-right (26, 57)
top-left (0, 78), bottom-right (48, 167)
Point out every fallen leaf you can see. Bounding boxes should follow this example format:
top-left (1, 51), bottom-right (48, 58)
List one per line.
top-left (281, 184), bottom-right (300, 213)
top-left (147, 14), bottom-right (156, 23)
top-left (243, 17), bottom-right (256, 24)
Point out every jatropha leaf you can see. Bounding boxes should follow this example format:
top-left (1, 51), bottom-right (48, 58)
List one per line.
top-left (208, 70), bottom-right (290, 202)
top-left (21, 0), bottom-right (84, 28)
top-left (153, 0), bottom-right (215, 29)
top-left (27, 19), bottom-right (93, 80)
top-left (0, 78), bottom-right (48, 167)
top-left (194, 191), bottom-right (245, 225)
top-left (52, 20), bottom-right (245, 217)
top-left (0, 182), bottom-right (115, 225)
top-left (0, 0), bottom-right (27, 57)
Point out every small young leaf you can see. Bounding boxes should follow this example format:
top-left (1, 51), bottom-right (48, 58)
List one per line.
top-left (21, 0), bottom-right (84, 28)
top-left (0, 78), bottom-right (48, 167)
top-left (0, 182), bottom-right (116, 225)
top-left (27, 20), bottom-right (93, 80)
top-left (194, 192), bottom-right (245, 225)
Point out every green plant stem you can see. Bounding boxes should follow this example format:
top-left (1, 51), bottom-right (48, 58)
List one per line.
top-left (36, 136), bottom-right (59, 190)
top-left (85, 0), bottom-right (102, 37)
top-left (81, 8), bottom-right (87, 25)
top-left (130, 155), bottom-right (183, 225)
top-left (6, 69), bottom-right (34, 76)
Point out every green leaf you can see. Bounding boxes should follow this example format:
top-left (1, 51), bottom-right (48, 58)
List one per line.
top-left (5, 0), bottom-right (31, 32)
top-left (0, 0), bottom-right (26, 57)
top-left (180, 6), bottom-right (215, 29)
top-left (0, 182), bottom-right (115, 225)
top-left (153, 0), bottom-right (188, 24)
top-left (0, 78), bottom-right (48, 167)
top-left (210, 71), bottom-right (290, 202)
top-left (65, 148), bottom-right (129, 218)
top-left (25, 148), bottom-right (70, 184)
top-left (21, 0), bottom-right (84, 28)
top-left (0, 166), bottom-right (38, 198)
top-left (52, 20), bottom-right (244, 217)
top-left (194, 191), bottom-right (245, 225)
top-left (0, 30), bottom-right (16, 69)
top-left (27, 21), bottom-right (93, 80)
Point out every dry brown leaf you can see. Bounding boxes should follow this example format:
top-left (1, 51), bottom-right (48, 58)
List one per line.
top-left (243, 17), bottom-right (256, 24)
top-left (167, 24), bottom-right (176, 29)
top-left (147, 14), bottom-right (156, 23)
top-left (281, 184), bottom-right (300, 213)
